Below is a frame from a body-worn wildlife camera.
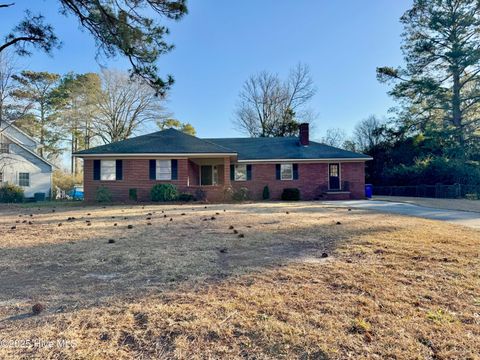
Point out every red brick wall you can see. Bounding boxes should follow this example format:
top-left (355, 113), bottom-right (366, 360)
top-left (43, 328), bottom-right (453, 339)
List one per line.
top-left (84, 158), bottom-right (190, 202)
top-left (83, 159), bottom-right (366, 202)
top-left (340, 162), bottom-right (365, 199)
top-left (231, 162), bottom-right (365, 200)
top-left (188, 160), bottom-right (199, 186)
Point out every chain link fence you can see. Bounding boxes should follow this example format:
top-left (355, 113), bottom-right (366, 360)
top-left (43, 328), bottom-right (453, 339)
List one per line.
top-left (373, 184), bottom-right (480, 199)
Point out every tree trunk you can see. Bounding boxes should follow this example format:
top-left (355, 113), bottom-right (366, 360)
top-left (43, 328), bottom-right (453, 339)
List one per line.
top-left (70, 131), bottom-right (75, 174)
top-left (39, 103), bottom-right (45, 158)
top-left (452, 69), bottom-right (464, 147)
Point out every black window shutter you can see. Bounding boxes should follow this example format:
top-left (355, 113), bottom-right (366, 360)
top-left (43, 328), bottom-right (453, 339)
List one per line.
top-left (293, 164), bottom-right (299, 180)
top-left (246, 164), bottom-right (252, 180)
top-left (116, 160), bottom-right (123, 180)
top-left (149, 160), bottom-right (156, 180)
top-left (171, 159), bottom-right (178, 180)
top-left (275, 164), bottom-right (281, 180)
top-left (93, 160), bottom-right (101, 180)
top-left (230, 164), bottom-right (235, 181)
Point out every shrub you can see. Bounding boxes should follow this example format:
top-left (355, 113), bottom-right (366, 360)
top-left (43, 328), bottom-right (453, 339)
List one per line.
top-left (129, 188), bottom-right (138, 201)
top-left (151, 183), bottom-right (178, 202)
top-left (0, 184), bottom-right (24, 203)
top-left (281, 188), bottom-right (300, 201)
top-left (232, 187), bottom-right (249, 201)
top-left (223, 186), bottom-right (233, 201)
top-left (53, 169), bottom-right (83, 199)
top-left (381, 156), bottom-right (480, 186)
top-left (465, 193), bottom-right (479, 200)
top-left (96, 186), bottom-right (112, 203)
top-left (194, 188), bottom-right (206, 201)
top-left (262, 185), bottom-right (270, 200)
top-left (178, 193), bottom-right (195, 202)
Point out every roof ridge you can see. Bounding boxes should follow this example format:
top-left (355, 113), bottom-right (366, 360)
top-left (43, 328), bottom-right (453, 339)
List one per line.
top-left (200, 138), bottom-right (237, 153)
top-left (204, 136), bottom-right (298, 140)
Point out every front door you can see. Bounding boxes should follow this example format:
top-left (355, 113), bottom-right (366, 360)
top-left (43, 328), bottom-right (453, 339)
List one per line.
top-left (201, 165), bottom-right (213, 186)
top-left (329, 163), bottom-right (340, 190)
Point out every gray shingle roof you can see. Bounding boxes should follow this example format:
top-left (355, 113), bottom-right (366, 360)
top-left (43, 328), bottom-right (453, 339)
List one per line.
top-left (74, 128), bottom-right (235, 155)
top-left (205, 137), bottom-right (371, 160)
top-left (75, 128), bottom-right (371, 160)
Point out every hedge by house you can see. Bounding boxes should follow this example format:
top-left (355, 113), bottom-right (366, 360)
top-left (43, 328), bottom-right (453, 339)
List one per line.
top-left (151, 184), bottom-right (178, 202)
top-left (0, 184), bottom-right (24, 203)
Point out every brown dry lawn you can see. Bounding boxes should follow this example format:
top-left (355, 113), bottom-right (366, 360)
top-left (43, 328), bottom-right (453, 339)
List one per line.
top-left (374, 196), bottom-right (480, 213)
top-left (0, 202), bottom-right (478, 359)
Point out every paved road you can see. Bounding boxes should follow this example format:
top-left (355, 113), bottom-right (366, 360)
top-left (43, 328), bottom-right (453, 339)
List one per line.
top-left (323, 200), bottom-right (480, 229)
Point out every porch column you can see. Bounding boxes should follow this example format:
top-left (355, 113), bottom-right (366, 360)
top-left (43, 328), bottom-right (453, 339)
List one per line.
top-left (224, 157), bottom-right (231, 187)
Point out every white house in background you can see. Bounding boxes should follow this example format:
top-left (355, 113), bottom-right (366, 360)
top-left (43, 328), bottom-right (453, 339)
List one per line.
top-left (0, 122), bottom-right (53, 198)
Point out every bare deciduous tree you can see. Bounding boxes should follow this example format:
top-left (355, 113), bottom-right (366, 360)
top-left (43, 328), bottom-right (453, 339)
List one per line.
top-left (0, 50), bottom-right (18, 126)
top-left (234, 63), bottom-right (316, 137)
top-left (92, 69), bottom-right (166, 144)
top-left (321, 128), bottom-right (347, 148)
top-left (352, 115), bottom-right (385, 152)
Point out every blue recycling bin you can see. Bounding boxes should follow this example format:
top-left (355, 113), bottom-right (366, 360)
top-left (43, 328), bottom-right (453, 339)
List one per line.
top-left (34, 192), bottom-right (46, 202)
top-left (365, 184), bottom-right (373, 199)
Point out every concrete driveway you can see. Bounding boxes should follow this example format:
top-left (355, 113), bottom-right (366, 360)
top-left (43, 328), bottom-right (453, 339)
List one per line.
top-left (323, 200), bottom-right (480, 229)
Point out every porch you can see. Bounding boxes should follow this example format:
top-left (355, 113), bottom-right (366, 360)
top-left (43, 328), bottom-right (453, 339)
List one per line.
top-left (184, 157), bottom-right (233, 202)
top-left (186, 157), bottom-right (231, 187)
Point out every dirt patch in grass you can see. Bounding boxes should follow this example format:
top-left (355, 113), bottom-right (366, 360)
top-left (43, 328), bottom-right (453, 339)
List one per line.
top-left (0, 202), bottom-right (478, 359)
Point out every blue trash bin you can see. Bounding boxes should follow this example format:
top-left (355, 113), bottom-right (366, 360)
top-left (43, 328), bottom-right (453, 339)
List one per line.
top-left (34, 192), bottom-right (46, 202)
top-left (365, 184), bottom-right (373, 199)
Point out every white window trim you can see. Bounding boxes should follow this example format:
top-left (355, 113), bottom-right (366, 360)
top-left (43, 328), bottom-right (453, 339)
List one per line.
top-left (18, 172), bottom-right (30, 187)
top-left (100, 160), bottom-right (116, 181)
top-left (280, 163), bottom-right (293, 181)
top-left (234, 164), bottom-right (247, 181)
top-left (328, 163), bottom-right (341, 190)
top-left (156, 159), bottom-right (172, 180)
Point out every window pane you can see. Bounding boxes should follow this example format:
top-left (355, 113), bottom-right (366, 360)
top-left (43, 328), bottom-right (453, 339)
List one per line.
top-left (101, 160), bottom-right (116, 181)
top-left (329, 164), bottom-right (338, 177)
top-left (201, 165), bottom-right (213, 185)
top-left (281, 164), bottom-right (293, 180)
top-left (0, 143), bottom-right (9, 154)
top-left (19, 172), bottom-right (30, 186)
top-left (235, 165), bottom-right (247, 181)
top-left (156, 160), bottom-right (171, 180)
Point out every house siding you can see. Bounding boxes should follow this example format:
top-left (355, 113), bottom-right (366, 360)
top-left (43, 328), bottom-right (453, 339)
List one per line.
top-left (0, 124), bottom-right (38, 150)
top-left (83, 159), bottom-right (365, 202)
top-left (1, 143), bottom-right (52, 198)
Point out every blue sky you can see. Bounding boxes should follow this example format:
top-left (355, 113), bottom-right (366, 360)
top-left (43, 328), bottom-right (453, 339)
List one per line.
top-left (1, 1), bottom-right (410, 140)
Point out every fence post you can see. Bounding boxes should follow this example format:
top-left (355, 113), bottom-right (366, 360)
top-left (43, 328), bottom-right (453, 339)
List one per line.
top-left (453, 183), bottom-right (461, 198)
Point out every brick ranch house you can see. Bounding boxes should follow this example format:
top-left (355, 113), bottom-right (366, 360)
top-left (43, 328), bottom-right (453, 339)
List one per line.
top-left (74, 123), bottom-right (372, 202)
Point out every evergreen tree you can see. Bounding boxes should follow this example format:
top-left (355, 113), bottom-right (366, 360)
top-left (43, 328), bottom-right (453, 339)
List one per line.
top-left (57, 72), bottom-right (101, 174)
top-left (0, 1), bottom-right (187, 95)
top-left (11, 70), bottom-right (63, 160)
top-left (377, 0), bottom-right (480, 154)
top-left (157, 118), bottom-right (196, 136)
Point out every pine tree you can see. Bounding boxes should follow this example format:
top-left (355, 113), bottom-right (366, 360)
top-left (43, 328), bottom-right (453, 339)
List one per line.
top-left (11, 71), bottom-right (63, 160)
top-left (377, 0), bottom-right (480, 154)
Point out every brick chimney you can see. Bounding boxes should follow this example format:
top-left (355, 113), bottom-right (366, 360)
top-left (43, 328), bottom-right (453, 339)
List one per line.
top-left (299, 123), bottom-right (309, 146)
